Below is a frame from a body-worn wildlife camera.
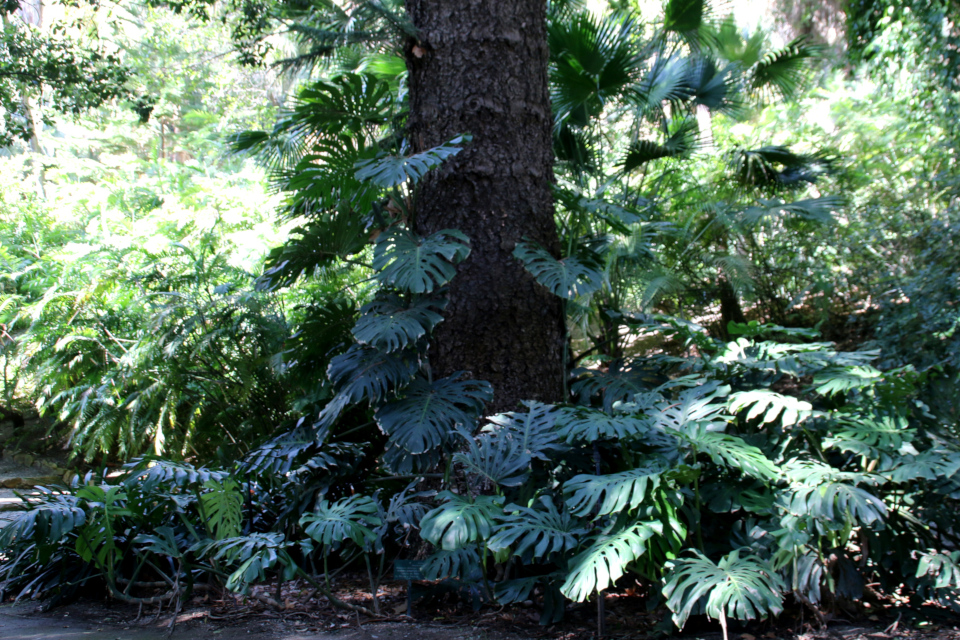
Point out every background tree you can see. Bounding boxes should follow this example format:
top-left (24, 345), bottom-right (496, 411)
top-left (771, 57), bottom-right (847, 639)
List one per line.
top-left (0, 0), bottom-right (132, 147)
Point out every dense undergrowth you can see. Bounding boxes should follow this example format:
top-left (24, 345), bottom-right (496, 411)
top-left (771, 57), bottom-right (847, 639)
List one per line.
top-left (1, 0), bottom-right (959, 635)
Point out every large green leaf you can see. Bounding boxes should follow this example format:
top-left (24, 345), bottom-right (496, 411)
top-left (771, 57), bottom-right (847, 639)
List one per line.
top-left (231, 73), bottom-right (392, 174)
top-left (0, 494), bottom-right (86, 547)
top-left (549, 12), bottom-right (648, 127)
top-left (750, 37), bottom-right (820, 103)
top-left (564, 460), bottom-right (668, 516)
top-left (285, 134), bottom-right (376, 211)
top-left (780, 460), bottom-right (886, 528)
top-left (375, 375), bottom-right (492, 454)
top-left (664, 0), bottom-right (704, 33)
top-left (621, 118), bottom-right (697, 172)
top-left (354, 135), bottom-right (470, 188)
top-left (513, 241), bottom-right (604, 299)
top-left (419, 491), bottom-right (504, 551)
top-left (301, 495), bottom-right (382, 551)
top-left (373, 228), bottom-right (471, 294)
top-left (206, 532), bottom-right (299, 592)
top-left (824, 412), bottom-right (914, 456)
top-left (680, 427), bottom-right (779, 481)
top-left (421, 548), bottom-right (483, 581)
top-left (352, 294), bottom-right (446, 352)
top-left (728, 390), bottom-right (814, 427)
top-left (326, 344), bottom-right (418, 406)
top-left (260, 214), bottom-right (369, 289)
top-left (488, 497), bottom-right (586, 560)
top-left (916, 550), bottom-right (960, 591)
top-left (812, 365), bottom-right (882, 396)
top-left (200, 479), bottom-right (244, 540)
top-left (454, 428), bottom-right (532, 488)
top-left (664, 549), bottom-right (785, 629)
top-left (652, 382), bottom-right (730, 433)
top-left (561, 519), bottom-right (662, 602)
top-left (483, 401), bottom-right (565, 461)
top-left (556, 405), bottom-right (652, 443)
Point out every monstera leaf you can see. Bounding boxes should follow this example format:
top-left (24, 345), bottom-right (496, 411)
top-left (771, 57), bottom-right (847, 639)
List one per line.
top-left (419, 491), bottom-right (504, 551)
top-left (780, 460), bottom-right (886, 528)
top-left (561, 519), bottom-right (662, 602)
top-left (200, 479), bottom-right (244, 540)
top-left (728, 390), bottom-right (814, 427)
top-left (0, 493), bottom-right (86, 547)
top-left (352, 294), bottom-right (446, 352)
top-left (354, 135), bottom-right (470, 188)
top-left (513, 241), bottom-right (604, 299)
top-left (454, 429), bottom-right (531, 488)
top-left (488, 496), bottom-right (586, 560)
top-left (916, 550), bottom-right (960, 591)
top-left (373, 229), bottom-right (471, 293)
top-left (421, 547), bottom-right (482, 581)
top-left (556, 406), bottom-right (652, 443)
top-left (824, 412), bottom-right (914, 456)
top-left (564, 460), bottom-right (668, 517)
top-left (678, 426), bottom-right (779, 481)
top-left (207, 533), bottom-right (299, 592)
top-left (326, 344), bottom-right (418, 405)
top-left (382, 440), bottom-right (445, 475)
top-left (126, 458), bottom-right (230, 491)
top-left (375, 375), bottom-right (493, 454)
top-left (483, 401), bottom-right (565, 461)
top-left (572, 361), bottom-right (665, 412)
top-left (652, 382), bottom-right (731, 433)
top-left (664, 549), bottom-right (785, 629)
top-left (301, 495), bottom-right (382, 551)
top-left (261, 214), bottom-right (369, 288)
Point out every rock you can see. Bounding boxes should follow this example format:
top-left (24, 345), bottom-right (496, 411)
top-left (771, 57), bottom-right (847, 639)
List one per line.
top-left (13, 453), bottom-right (34, 467)
top-left (0, 477), bottom-right (23, 489)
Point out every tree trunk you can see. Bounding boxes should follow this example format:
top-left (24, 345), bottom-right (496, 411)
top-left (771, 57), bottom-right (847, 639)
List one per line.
top-left (718, 277), bottom-right (746, 341)
top-left (405, 0), bottom-right (565, 413)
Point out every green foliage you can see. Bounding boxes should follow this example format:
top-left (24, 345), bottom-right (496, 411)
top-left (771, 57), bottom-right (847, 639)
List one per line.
top-left (487, 497), bottom-right (584, 560)
top-left (513, 241), bottom-right (605, 299)
top-left (354, 136), bottom-right (470, 188)
top-left (301, 495), bottom-right (382, 550)
top-left (374, 375), bottom-right (492, 454)
top-left (373, 229), bottom-right (471, 294)
top-left (199, 479), bottom-right (244, 540)
top-left (352, 295), bottom-right (445, 352)
top-left (664, 550), bottom-right (785, 629)
top-left (564, 462), bottom-right (667, 517)
top-left (561, 519), bottom-right (662, 602)
top-left (420, 492), bottom-right (503, 551)
top-left (3, 0), bottom-right (960, 631)
top-left (1, 5), bottom-right (131, 146)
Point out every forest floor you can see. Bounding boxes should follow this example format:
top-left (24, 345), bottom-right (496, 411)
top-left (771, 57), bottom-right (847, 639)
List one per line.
top-left (2, 586), bottom-right (959, 640)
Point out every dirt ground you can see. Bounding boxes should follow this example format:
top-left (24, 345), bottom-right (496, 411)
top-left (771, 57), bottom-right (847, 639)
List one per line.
top-left (0, 600), bottom-right (535, 640)
top-left (2, 595), bottom-right (959, 640)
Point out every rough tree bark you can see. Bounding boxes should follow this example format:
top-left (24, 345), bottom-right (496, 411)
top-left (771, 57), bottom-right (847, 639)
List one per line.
top-left (404, 0), bottom-right (565, 413)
